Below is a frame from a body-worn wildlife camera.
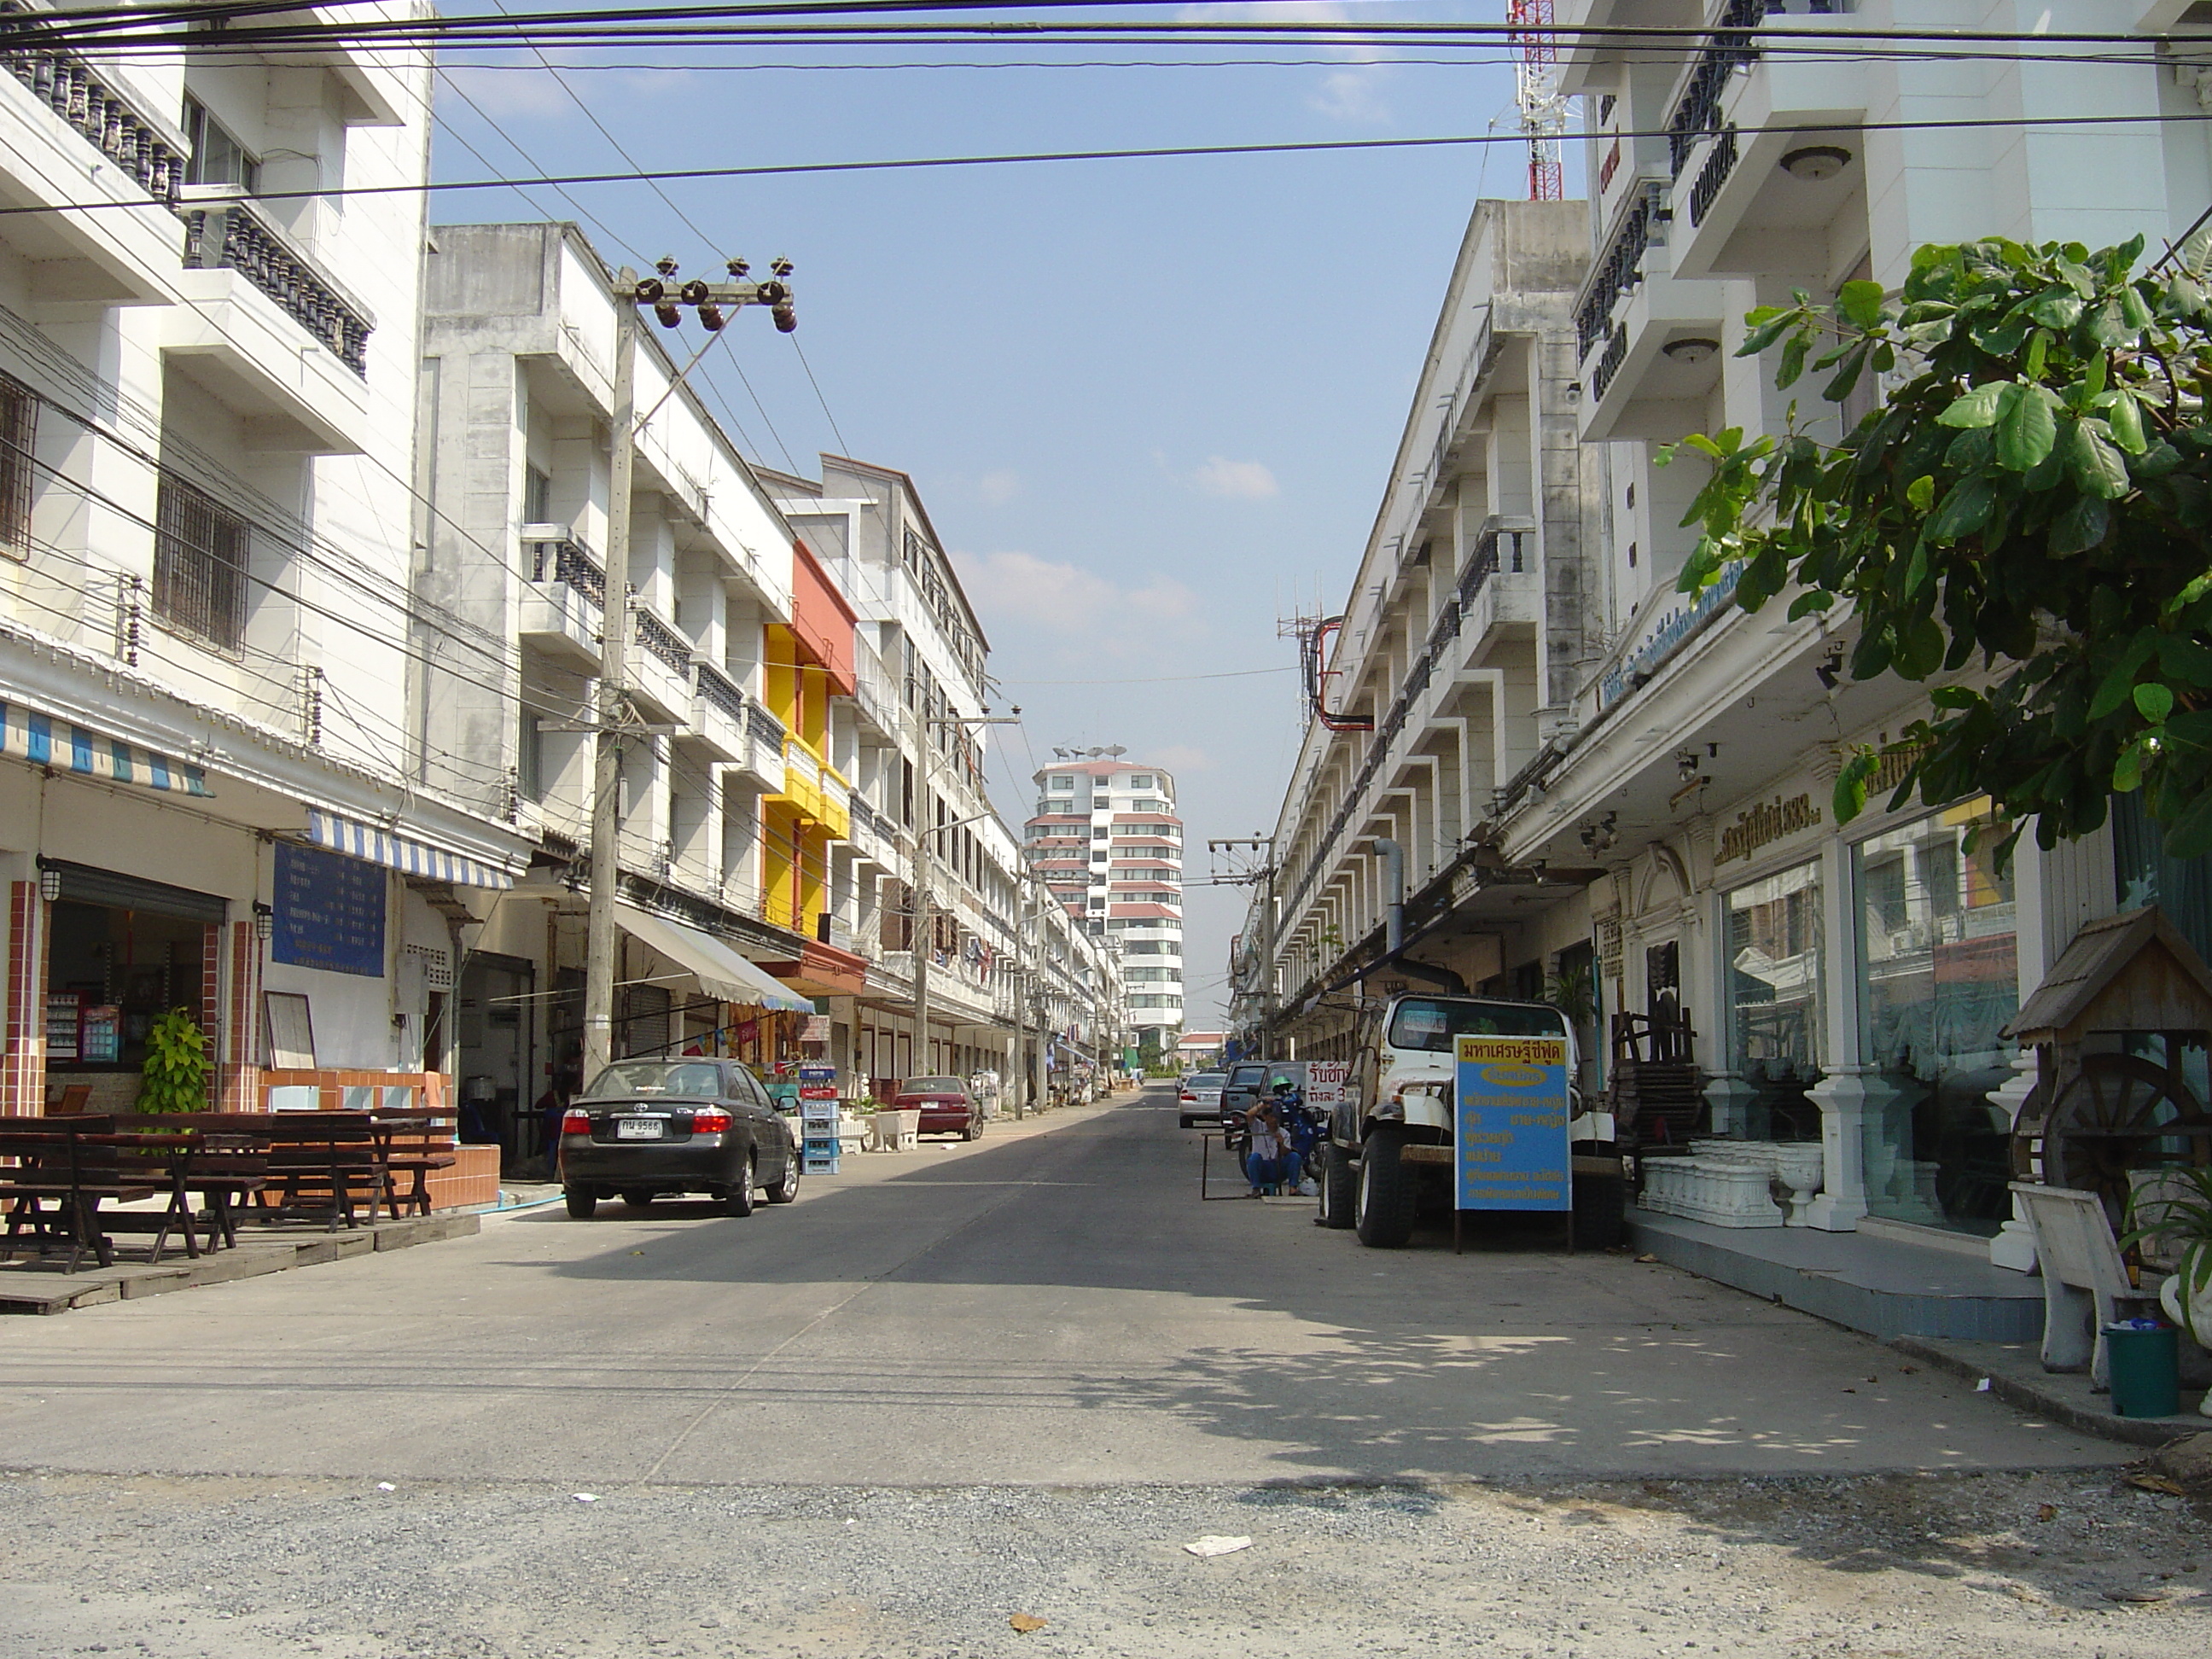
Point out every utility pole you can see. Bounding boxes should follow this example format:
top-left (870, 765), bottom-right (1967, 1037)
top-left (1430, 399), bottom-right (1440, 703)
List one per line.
top-left (1014, 868), bottom-right (1040, 1118)
top-left (580, 255), bottom-right (798, 1085)
top-left (1209, 835), bottom-right (1278, 1051)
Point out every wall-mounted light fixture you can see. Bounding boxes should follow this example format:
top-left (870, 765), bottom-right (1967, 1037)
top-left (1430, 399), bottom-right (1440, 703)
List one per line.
top-left (253, 900), bottom-right (275, 942)
top-left (1780, 144), bottom-right (1853, 182)
top-left (1676, 748), bottom-right (1702, 783)
top-left (1815, 641), bottom-right (1847, 692)
top-left (37, 861), bottom-right (61, 903)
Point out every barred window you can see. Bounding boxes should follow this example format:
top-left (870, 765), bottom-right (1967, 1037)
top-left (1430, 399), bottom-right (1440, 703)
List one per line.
top-left (154, 474), bottom-right (249, 651)
top-left (0, 375), bottom-right (32, 557)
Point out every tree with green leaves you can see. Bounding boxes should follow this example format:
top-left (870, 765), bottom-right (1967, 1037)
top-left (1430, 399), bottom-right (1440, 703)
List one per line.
top-left (1666, 228), bottom-right (2212, 859)
top-left (137, 1005), bottom-right (210, 1114)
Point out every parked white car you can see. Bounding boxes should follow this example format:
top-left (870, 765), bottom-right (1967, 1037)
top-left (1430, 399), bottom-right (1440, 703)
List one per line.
top-left (1178, 1070), bottom-right (1227, 1129)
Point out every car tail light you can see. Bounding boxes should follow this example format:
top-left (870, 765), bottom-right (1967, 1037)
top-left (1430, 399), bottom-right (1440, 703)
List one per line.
top-left (691, 1109), bottom-right (733, 1133)
top-left (1180, 1091), bottom-right (1196, 1103)
top-left (561, 1109), bottom-right (592, 1134)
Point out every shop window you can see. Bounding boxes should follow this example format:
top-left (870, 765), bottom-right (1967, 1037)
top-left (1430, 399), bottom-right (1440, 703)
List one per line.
top-left (0, 372), bottom-right (34, 558)
top-left (154, 474), bottom-right (249, 651)
top-left (1723, 859), bottom-right (1824, 1138)
top-left (46, 897), bottom-right (217, 1080)
top-left (1855, 800), bottom-right (2019, 1234)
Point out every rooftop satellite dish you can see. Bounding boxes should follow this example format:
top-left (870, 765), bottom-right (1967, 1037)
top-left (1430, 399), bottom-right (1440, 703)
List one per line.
top-left (1087, 746), bottom-right (1106, 757)
top-left (1106, 745), bottom-right (1127, 758)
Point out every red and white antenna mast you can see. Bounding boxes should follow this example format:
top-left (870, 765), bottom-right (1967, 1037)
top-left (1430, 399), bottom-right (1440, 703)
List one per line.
top-left (1508, 0), bottom-right (1568, 201)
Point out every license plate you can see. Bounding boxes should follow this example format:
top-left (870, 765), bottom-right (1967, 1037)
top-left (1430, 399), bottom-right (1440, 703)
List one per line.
top-left (615, 1117), bottom-right (665, 1139)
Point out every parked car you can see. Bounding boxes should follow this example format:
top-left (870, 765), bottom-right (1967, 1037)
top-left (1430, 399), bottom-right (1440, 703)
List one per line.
top-left (894, 1075), bottom-right (984, 1139)
top-left (1178, 1070), bottom-right (1227, 1129)
top-left (560, 1058), bottom-right (800, 1219)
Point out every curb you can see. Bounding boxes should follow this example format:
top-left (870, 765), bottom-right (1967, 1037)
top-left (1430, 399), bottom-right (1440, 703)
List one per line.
top-left (1889, 1334), bottom-right (2204, 1447)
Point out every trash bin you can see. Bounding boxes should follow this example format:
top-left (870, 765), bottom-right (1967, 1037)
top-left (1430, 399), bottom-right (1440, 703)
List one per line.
top-left (2105, 1321), bottom-right (2180, 1418)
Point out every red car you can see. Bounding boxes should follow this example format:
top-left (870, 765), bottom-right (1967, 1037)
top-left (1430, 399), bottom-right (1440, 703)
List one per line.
top-left (894, 1075), bottom-right (984, 1140)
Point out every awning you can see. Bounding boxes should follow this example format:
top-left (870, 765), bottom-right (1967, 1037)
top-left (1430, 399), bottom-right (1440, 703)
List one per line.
top-left (307, 808), bottom-right (517, 890)
top-left (617, 902), bottom-right (814, 1013)
top-left (0, 699), bottom-right (212, 796)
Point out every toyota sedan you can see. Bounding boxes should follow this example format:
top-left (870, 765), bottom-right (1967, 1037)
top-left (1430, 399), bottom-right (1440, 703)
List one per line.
top-left (894, 1076), bottom-right (984, 1140)
top-left (560, 1059), bottom-right (800, 1219)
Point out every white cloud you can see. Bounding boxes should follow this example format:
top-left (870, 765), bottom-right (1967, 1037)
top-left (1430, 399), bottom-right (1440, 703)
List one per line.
top-left (1309, 65), bottom-right (1393, 124)
top-left (1179, 3), bottom-right (1393, 122)
top-left (1151, 744), bottom-right (1214, 772)
top-left (435, 67), bottom-right (577, 120)
top-left (957, 550), bottom-right (1199, 634)
top-left (1190, 456), bottom-right (1281, 500)
top-left (976, 469), bottom-right (1020, 505)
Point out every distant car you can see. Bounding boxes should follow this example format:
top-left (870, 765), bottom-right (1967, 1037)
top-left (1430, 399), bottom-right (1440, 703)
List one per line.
top-left (560, 1058), bottom-right (800, 1219)
top-left (894, 1075), bottom-right (983, 1140)
top-left (1179, 1070), bottom-right (1227, 1129)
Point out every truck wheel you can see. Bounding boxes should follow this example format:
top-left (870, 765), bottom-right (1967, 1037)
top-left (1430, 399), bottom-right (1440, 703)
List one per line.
top-left (1316, 1142), bottom-right (1357, 1230)
top-left (1354, 1126), bottom-right (1417, 1249)
top-left (1574, 1170), bottom-right (1627, 1250)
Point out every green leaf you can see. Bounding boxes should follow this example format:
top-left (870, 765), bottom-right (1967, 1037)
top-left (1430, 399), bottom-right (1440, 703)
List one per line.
top-left (2090, 633), bottom-right (2159, 719)
top-left (1906, 474), bottom-right (1936, 511)
top-left (1926, 474), bottom-right (1997, 541)
top-left (2114, 740), bottom-right (2145, 793)
top-left (1837, 279), bottom-right (1886, 329)
top-left (1777, 332), bottom-right (1808, 389)
top-left (2107, 391), bottom-right (2147, 455)
top-left (2064, 417), bottom-right (2133, 498)
top-left (2025, 284), bottom-right (2083, 329)
top-left (2024, 328), bottom-right (2049, 379)
top-left (1832, 748), bottom-right (1878, 822)
top-left (2157, 632), bottom-right (2212, 687)
top-left (2162, 788), bottom-right (2212, 859)
top-left (1937, 382), bottom-right (2005, 428)
top-left (2135, 682), bottom-right (2176, 724)
top-left (2046, 492), bottom-right (2110, 556)
top-left (1822, 343), bottom-right (1868, 405)
top-left (1738, 309), bottom-right (1800, 357)
top-left (1996, 383), bottom-right (2058, 471)
top-left (2084, 294), bottom-right (2136, 349)
top-left (2179, 218), bottom-right (2212, 278)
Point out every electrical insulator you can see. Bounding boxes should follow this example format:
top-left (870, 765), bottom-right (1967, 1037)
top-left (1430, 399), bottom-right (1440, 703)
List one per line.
top-left (772, 300), bottom-right (797, 334)
top-left (696, 304), bottom-right (726, 331)
top-left (654, 300), bottom-right (682, 328)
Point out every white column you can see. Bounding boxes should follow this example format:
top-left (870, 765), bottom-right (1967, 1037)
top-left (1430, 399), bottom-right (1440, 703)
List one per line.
top-left (1804, 830), bottom-right (1869, 1231)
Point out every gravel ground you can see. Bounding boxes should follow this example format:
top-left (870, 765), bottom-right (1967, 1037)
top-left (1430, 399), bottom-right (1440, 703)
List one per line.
top-left (3, 1466), bottom-right (2206, 1658)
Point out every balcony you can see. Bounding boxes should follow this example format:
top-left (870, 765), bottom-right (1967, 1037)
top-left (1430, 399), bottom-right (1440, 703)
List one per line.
top-left (519, 532), bottom-right (604, 669)
top-left (774, 735), bottom-right (852, 839)
top-left (742, 701), bottom-right (786, 795)
top-left (0, 28), bottom-right (187, 306)
top-left (684, 660), bottom-right (748, 765)
top-left (165, 196), bottom-right (378, 452)
top-left (626, 605), bottom-right (694, 725)
top-left (1572, 182), bottom-right (1728, 442)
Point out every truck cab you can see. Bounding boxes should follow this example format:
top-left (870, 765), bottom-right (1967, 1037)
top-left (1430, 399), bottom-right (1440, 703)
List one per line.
top-left (1318, 992), bottom-right (1620, 1248)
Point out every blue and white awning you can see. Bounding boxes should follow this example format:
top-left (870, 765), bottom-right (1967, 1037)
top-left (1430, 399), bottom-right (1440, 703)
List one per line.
top-left (0, 699), bottom-right (212, 796)
top-left (307, 808), bottom-right (517, 890)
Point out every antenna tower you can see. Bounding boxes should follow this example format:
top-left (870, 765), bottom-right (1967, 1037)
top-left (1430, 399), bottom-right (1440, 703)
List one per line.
top-left (1509, 0), bottom-right (1568, 201)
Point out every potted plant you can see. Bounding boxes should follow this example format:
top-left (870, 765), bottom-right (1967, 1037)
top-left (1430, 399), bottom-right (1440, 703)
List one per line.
top-left (137, 1006), bottom-right (210, 1114)
top-left (2122, 1166), bottom-right (2212, 1345)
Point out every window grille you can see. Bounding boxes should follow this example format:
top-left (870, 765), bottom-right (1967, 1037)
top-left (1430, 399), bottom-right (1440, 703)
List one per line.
top-left (154, 474), bottom-right (249, 651)
top-left (0, 374), bottom-right (34, 557)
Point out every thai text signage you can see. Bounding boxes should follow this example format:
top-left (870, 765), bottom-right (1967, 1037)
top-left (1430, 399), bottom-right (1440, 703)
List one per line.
top-left (1305, 1060), bottom-right (1350, 1107)
top-left (1716, 794), bottom-right (1821, 864)
top-left (273, 841), bottom-right (386, 978)
top-left (1454, 1035), bottom-right (1570, 1212)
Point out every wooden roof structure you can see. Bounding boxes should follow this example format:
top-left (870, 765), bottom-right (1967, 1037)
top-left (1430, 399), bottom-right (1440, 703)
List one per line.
top-left (2004, 906), bottom-right (2212, 1047)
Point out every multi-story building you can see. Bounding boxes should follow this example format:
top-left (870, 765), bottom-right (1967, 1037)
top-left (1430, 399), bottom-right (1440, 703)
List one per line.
top-left (1026, 758), bottom-right (1182, 1059)
top-left (0, 11), bottom-right (529, 1122)
top-left (1245, 9), bottom-right (2212, 1287)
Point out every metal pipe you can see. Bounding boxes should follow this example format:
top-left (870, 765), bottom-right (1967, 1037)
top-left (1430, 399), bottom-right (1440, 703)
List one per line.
top-left (1373, 835), bottom-right (1406, 953)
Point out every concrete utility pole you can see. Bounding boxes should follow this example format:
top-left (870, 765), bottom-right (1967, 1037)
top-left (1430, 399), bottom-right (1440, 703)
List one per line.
top-left (1209, 835), bottom-right (1278, 1050)
top-left (581, 256), bottom-right (798, 1085)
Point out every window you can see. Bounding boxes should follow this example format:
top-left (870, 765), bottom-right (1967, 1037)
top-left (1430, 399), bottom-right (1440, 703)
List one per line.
top-left (1724, 860), bottom-right (1825, 1137)
top-left (0, 372), bottom-right (32, 558)
top-left (1050, 775), bottom-right (1074, 791)
top-left (183, 97), bottom-right (259, 191)
top-left (518, 708), bottom-right (542, 801)
top-left (522, 463), bottom-right (552, 525)
top-left (1128, 775), bottom-right (1153, 789)
top-left (154, 474), bottom-right (249, 651)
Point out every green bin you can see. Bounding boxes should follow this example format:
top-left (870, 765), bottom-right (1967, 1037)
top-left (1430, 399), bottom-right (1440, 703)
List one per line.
top-left (2104, 1323), bottom-right (2180, 1418)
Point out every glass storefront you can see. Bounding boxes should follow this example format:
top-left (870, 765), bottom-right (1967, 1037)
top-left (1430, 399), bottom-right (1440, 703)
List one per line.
top-left (1724, 859), bottom-right (1824, 1139)
top-left (1854, 800), bottom-right (2018, 1234)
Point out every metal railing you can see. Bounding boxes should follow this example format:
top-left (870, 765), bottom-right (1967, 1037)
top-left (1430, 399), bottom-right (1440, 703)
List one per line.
top-left (1666, 0), bottom-right (1773, 178)
top-left (1575, 183), bottom-right (1662, 360)
top-left (1688, 125), bottom-right (1739, 227)
top-left (1591, 324), bottom-right (1631, 404)
top-left (525, 536), bottom-right (605, 608)
top-left (632, 606), bottom-right (692, 676)
top-left (695, 660), bottom-right (747, 723)
top-left (0, 16), bottom-right (185, 210)
top-left (746, 701), bottom-right (786, 749)
top-left (180, 201), bottom-right (374, 376)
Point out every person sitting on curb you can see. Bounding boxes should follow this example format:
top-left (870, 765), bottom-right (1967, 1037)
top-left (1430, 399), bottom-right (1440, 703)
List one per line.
top-left (1243, 1097), bottom-right (1301, 1196)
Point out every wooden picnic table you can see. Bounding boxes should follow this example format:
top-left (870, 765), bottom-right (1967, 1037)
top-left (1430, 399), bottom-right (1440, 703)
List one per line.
top-left (0, 1119), bottom-right (199, 1273)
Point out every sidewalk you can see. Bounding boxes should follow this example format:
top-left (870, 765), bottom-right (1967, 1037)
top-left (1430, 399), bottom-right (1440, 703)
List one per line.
top-left (1894, 1333), bottom-right (2211, 1447)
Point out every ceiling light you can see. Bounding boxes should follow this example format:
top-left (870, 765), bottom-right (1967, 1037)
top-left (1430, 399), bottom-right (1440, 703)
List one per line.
top-left (1662, 337), bottom-right (1720, 364)
top-left (1780, 144), bottom-right (1853, 182)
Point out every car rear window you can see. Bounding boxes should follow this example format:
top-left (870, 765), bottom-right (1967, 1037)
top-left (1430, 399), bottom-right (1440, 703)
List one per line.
top-left (1227, 1065), bottom-right (1269, 1088)
top-left (1190, 1073), bottom-right (1225, 1086)
top-left (586, 1061), bottom-right (725, 1097)
top-left (902, 1077), bottom-right (965, 1092)
top-left (1386, 998), bottom-right (1568, 1053)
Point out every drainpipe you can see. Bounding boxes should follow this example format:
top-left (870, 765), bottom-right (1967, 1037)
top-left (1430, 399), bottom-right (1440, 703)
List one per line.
top-left (1373, 836), bottom-right (1406, 954)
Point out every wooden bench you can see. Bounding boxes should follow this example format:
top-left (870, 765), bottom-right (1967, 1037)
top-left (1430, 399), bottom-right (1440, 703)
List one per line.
top-left (373, 1109), bottom-right (460, 1219)
top-left (0, 1120), bottom-right (192, 1272)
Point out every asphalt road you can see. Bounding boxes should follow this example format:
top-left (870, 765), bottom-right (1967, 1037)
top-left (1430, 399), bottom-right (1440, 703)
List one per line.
top-left (0, 1080), bottom-right (2126, 1485)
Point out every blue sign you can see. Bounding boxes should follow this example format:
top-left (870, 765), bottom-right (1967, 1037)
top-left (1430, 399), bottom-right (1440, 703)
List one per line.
top-left (273, 841), bottom-right (387, 978)
top-left (1454, 1035), bottom-right (1571, 1212)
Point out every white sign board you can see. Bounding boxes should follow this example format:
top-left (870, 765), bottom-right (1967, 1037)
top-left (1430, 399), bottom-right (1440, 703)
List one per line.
top-left (1305, 1061), bottom-right (1351, 1106)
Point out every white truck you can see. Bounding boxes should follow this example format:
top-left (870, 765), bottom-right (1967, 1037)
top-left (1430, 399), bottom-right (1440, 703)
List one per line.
top-left (1314, 991), bottom-right (1623, 1249)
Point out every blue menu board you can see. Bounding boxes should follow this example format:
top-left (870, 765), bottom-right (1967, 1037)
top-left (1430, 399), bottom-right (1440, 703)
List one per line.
top-left (1454, 1034), bottom-right (1571, 1212)
top-left (273, 841), bottom-right (387, 977)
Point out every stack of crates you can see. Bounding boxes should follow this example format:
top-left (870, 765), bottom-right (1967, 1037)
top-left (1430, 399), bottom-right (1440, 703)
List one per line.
top-left (800, 1065), bottom-right (841, 1173)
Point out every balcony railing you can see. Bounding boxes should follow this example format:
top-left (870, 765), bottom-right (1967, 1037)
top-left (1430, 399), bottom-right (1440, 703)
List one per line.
top-left (1688, 124), bottom-right (1739, 227)
top-left (181, 201), bottom-right (374, 376)
top-left (1575, 184), bottom-right (1660, 361)
top-left (0, 15), bottom-right (185, 210)
top-left (1591, 324), bottom-right (1631, 404)
top-left (1665, 0), bottom-right (1772, 178)
top-left (695, 660), bottom-right (747, 724)
top-left (525, 536), bottom-right (605, 608)
top-left (632, 605), bottom-right (692, 676)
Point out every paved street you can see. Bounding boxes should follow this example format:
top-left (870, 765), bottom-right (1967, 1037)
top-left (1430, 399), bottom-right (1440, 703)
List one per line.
top-left (4, 1081), bottom-right (2206, 1657)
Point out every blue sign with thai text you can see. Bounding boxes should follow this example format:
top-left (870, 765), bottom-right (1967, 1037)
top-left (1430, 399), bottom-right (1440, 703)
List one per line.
top-left (273, 841), bottom-right (387, 978)
top-left (1454, 1034), bottom-right (1571, 1212)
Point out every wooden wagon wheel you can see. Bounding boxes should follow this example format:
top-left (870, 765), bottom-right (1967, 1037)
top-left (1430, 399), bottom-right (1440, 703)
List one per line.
top-left (2012, 1051), bottom-right (2212, 1225)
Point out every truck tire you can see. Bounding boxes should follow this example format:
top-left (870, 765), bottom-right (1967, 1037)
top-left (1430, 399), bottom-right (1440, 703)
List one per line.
top-left (1573, 1170), bottom-right (1627, 1249)
top-left (1316, 1141), bottom-right (1356, 1229)
top-left (1354, 1126), bottom-right (1417, 1249)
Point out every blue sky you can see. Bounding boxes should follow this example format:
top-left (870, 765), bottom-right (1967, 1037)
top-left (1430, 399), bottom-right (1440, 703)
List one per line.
top-left (430, 6), bottom-right (1545, 1025)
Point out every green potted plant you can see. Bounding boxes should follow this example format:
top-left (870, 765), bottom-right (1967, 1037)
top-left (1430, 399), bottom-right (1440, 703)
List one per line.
top-left (2122, 1166), bottom-right (2212, 1345)
top-left (137, 1006), bottom-right (210, 1114)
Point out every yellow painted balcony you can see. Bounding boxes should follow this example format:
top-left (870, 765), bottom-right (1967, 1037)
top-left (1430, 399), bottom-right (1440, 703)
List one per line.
top-left (772, 736), bottom-right (852, 839)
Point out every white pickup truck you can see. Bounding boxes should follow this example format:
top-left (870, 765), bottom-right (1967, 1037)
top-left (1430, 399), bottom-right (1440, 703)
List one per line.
top-left (1314, 992), bottom-right (1623, 1249)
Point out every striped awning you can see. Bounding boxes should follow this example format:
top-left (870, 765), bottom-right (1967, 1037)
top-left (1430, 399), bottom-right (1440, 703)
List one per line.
top-left (307, 808), bottom-right (516, 890)
top-left (0, 699), bottom-right (212, 796)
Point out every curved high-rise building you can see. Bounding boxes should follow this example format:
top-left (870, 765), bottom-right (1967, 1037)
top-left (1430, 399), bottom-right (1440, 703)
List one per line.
top-left (1024, 760), bottom-right (1183, 1057)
